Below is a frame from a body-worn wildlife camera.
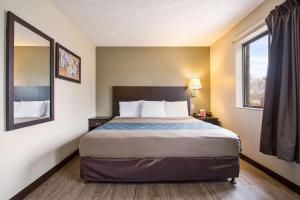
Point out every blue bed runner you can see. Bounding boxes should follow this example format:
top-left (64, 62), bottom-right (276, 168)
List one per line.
top-left (97, 122), bottom-right (218, 130)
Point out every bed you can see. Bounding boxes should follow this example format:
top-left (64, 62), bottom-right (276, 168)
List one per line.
top-left (14, 86), bottom-right (50, 123)
top-left (79, 86), bottom-right (241, 183)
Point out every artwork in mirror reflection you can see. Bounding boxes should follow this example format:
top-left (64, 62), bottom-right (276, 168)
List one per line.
top-left (13, 22), bottom-right (51, 124)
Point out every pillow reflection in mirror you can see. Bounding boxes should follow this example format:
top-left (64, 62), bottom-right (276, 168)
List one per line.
top-left (14, 101), bottom-right (22, 118)
top-left (45, 100), bottom-right (50, 117)
top-left (15, 101), bottom-right (47, 118)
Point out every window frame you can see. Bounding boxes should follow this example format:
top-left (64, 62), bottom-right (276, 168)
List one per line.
top-left (242, 31), bottom-right (269, 109)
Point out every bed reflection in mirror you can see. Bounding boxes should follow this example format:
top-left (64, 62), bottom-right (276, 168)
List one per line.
top-left (13, 21), bottom-right (51, 124)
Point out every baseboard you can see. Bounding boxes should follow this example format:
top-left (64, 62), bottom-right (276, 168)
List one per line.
top-left (10, 150), bottom-right (79, 200)
top-left (240, 153), bottom-right (300, 194)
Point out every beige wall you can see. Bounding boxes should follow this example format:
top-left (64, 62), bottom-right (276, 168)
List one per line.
top-left (211, 0), bottom-right (300, 186)
top-left (96, 47), bottom-right (210, 116)
top-left (14, 46), bottom-right (50, 86)
top-left (0, 0), bottom-right (96, 199)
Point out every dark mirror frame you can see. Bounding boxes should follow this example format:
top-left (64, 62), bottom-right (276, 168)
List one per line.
top-left (6, 11), bottom-right (54, 131)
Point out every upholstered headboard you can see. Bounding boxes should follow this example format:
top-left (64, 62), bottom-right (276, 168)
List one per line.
top-left (14, 86), bottom-right (50, 101)
top-left (112, 86), bottom-right (190, 117)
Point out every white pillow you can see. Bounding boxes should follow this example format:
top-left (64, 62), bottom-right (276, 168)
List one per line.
top-left (14, 101), bottom-right (22, 118)
top-left (44, 100), bottom-right (50, 117)
top-left (140, 101), bottom-right (165, 117)
top-left (17, 101), bottom-right (47, 118)
top-left (119, 101), bottom-right (142, 117)
top-left (165, 101), bottom-right (189, 117)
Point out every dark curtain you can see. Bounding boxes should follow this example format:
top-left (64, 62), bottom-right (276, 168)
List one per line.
top-left (260, 0), bottom-right (300, 163)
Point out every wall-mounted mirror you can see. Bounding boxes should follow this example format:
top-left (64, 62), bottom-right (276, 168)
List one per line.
top-left (6, 11), bottom-right (54, 131)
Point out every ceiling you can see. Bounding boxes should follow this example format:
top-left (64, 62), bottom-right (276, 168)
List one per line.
top-left (51, 0), bottom-right (265, 46)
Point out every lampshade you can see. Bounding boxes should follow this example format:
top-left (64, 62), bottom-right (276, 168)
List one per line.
top-left (189, 78), bottom-right (202, 89)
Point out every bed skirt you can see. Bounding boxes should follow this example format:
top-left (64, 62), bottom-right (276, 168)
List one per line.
top-left (80, 156), bottom-right (240, 182)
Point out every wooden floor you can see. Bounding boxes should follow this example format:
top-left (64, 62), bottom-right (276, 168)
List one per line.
top-left (25, 156), bottom-right (300, 200)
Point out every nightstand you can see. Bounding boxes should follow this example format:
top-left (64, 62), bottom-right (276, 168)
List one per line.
top-left (88, 117), bottom-right (112, 131)
top-left (194, 116), bottom-right (221, 126)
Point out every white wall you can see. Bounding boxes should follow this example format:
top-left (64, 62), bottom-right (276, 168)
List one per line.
top-left (211, 0), bottom-right (300, 186)
top-left (0, 0), bottom-right (96, 199)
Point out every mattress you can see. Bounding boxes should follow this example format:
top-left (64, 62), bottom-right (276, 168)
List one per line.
top-left (79, 117), bottom-right (241, 158)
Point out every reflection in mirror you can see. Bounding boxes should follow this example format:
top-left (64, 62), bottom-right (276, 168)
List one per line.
top-left (13, 22), bottom-right (51, 124)
top-left (6, 11), bottom-right (54, 130)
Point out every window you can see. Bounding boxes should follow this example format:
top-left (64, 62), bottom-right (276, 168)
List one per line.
top-left (242, 31), bottom-right (269, 108)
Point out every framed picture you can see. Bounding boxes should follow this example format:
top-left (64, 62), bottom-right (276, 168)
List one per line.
top-left (55, 43), bottom-right (81, 83)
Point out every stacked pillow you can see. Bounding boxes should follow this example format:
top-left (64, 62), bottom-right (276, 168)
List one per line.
top-left (140, 101), bottom-right (165, 117)
top-left (164, 101), bottom-right (189, 117)
top-left (119, 100), bottom-right (189, 117)
top-left (14, 101), bottom-right (49, 118)
top-left (119, 101), bottom-right (142, 117)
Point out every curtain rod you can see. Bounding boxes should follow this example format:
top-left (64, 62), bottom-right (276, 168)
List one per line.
top-left (232, 19), bottom-right (266, 43)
